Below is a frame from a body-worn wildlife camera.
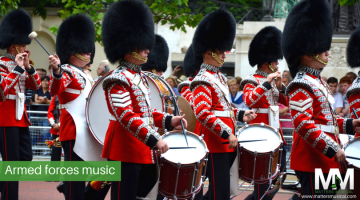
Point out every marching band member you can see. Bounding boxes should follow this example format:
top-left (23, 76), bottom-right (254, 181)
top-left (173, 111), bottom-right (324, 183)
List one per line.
top-left (48, 14), bottom-right (103, 200)
top-left (241, 26), bottom-right (287, 200)
top-left (0, 9), bottom-right (41, 200)
top-left (141, 34), bottom-right (169, 77)
top-left (101, 1), bottom-right (186, 199)
top-left (47, 96), bottom-right (62, 161)
top-left (345, 25), bottom-right (360, 138)
top-left (190, 9), bottom-right (256, 200)
top-left (282, 0), bottom-right (360, 199)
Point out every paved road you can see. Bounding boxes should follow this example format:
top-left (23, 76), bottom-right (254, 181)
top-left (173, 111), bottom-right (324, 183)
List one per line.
top-left (18, 181), bottom-right (295, 200)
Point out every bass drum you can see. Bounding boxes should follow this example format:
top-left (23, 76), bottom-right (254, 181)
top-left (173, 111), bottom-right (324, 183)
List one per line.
top-left (344, 137), bottom-right (360, 198)
top-left (85, 72), bottom-right (112, 145)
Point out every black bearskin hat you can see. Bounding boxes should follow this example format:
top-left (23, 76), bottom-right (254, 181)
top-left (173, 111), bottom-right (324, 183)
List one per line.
top-left (282, 0), bottom-right (333, 78)
top-left (248, 26), bottom-right (283, 67)
top-left (192, 9), bottom-right (236, 55)
top-left (56, 14), bottom-right (95, 64)
top-left (102, 0), bottom-right (155, 64)
top-left (0, 9), bottom-right (32, 49)
top-left (184, 44), bottom-right (203, 77)
top-left (347, 25), bottom-right (360, 68)
top-left (141, 34), bottom-right (169, 72)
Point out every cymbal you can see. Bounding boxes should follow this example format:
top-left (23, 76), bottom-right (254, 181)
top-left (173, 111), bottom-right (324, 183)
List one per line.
top-left (177, 96), bottom-right (196, 132)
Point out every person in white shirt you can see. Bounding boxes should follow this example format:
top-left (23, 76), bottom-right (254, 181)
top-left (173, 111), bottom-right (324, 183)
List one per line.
top-left (339, 76), bottom-right (352, 117)
top-left (327, 77), bottom-right (343, 114)
top-left (94, 60), bottom-right (109, 81)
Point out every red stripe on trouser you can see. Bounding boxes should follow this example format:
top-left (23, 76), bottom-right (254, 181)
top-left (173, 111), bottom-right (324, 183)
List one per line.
top-left (310, 173), bottom-right (314, 200)
top-left (211, 155), bottom-right (216, 199)
top-left (70, 141), bottom-right (71, 200)
top-left (4, 128), bottom-right (8, 200)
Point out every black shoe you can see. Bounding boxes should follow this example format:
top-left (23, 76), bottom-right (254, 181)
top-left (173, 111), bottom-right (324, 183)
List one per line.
top-left (57, 182), bottom-right (65, 194)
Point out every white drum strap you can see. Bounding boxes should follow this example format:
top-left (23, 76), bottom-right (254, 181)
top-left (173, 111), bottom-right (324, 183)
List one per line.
top-left (304, 75), bottom-right (334, 105)
top-left (204, 71), bottom-right (231, 104)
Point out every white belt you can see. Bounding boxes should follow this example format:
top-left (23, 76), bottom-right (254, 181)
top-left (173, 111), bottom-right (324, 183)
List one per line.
top-left (109, 115), bottom-right (153, 125)
top-left (6, 94), bottom-right (16, 100)
top-left (212, 110), bottom-right (234, 118)
top-left (59, 104), bottom-right (69, 109)
top-left (254, 108), bottom-right (268, 114)
top-left (65, 88), bottom-right (82, 94)
top-left (315, 124), bottom-right (338, 134)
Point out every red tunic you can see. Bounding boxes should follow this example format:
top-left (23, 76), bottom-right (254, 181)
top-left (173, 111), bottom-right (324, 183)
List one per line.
top-left (101, 61), bottom-right (171, 164)
top-left (0, 55), bottom-right (41, 127)
top-left (287, 66), bottom-right (353, 173)
top-left (190, 64), bottom-right (244, 153)
top-left (50, 64), bottom-right (86, 141)
top-left (346, 77), bottom-right (360, 138)
top-left (241, 69), bottom-right (288, 145)
top-left (47, 97), bottom-right (59, 135)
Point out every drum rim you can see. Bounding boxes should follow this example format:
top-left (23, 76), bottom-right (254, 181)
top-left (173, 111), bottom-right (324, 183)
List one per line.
top-left (145, 73), bottom-right (166, 112)
top-left (143, 71), bottom-right (176, 96)
top-left (85, 71), bottom-right (113, 145)
top-left (160, 130), bottom-right (208, 165)
top-left (237, 123), bottom-right (283, 154)
top-left (344, 136), bottom-right (360, 170)
top-left (159, 180), bottom-right (203, 198)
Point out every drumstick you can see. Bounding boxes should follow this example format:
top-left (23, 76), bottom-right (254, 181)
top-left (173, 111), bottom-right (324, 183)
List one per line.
top-left (346, 156), bottom-right (360, 161)
top-left (352, 108), bottom-right (359, 119)
top-left (222, 139), bottom-right (267, 144)
top-left (151, 147), bottom-right (196, 150)
top-left (171, 96), bottom-right (189, 147)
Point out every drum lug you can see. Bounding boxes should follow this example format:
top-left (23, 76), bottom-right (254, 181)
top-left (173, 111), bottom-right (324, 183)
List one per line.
top-left (164, 129), bottom-right (169, 135)
top-left (199, 134), bottom-right (204, 140)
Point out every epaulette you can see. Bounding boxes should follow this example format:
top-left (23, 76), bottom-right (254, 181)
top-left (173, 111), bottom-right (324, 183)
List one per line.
top-left (61, 64), bottom-right (74, 78)
top-left (346, 76), bottom-right (360, 99)
top-left (189, 68), bottom-right (214, 91)
top-left (240, 75), bottom-right (259, 89)
top-left (102, 67), bottom-right (130, 90)
top-left (285, 71), bottom-right (316, 96)
top-left (177, 77), bottom-right (191, 92)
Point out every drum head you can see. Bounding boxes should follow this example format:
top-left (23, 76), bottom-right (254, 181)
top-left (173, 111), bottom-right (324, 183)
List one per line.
top-left (86, 73), bottom-right (112, 145)
top-left (238, 124), bottom-right (282, 153)
top-left (345, 138), bottom-right (360, 168)
top-left (161, 131), bottom-right (207, 164)
top-left (146, 75), bottom-right (165, 113)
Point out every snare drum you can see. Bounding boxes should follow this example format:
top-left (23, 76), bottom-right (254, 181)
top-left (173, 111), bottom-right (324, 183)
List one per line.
top-left (237, 123), bottom-right (283, 184)
top-left (344, 137), bottom-right (360, 197)
top-left (158, 131), bottom-right (208, 199)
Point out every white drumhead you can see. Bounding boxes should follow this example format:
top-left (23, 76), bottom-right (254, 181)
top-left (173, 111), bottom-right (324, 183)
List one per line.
top-left (86, 76), bottom-right (111, 145)
top-left (238, 125), bottom-right (281, 153)
top-left (162, 132), bottom-right (207, 164)
top-left (345, 138), bottom-right (360, 167)
top-left (146, 76), bottom-right (165, 112)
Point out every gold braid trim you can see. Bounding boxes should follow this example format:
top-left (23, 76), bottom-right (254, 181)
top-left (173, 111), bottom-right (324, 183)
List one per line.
top-left (312, 54), bottom-right (328, 65)
top-left (75, 53), bottom-right (91, 62)
top-left (131, 52), bottom-right (148, 62)
top-left (211, 52), bottom-right (224, 65)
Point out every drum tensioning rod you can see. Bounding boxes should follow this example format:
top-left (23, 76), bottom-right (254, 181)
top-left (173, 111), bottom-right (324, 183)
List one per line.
top-left (151, 147), bottom-right (196, 150)
top-left (222, 139), bottom-right (267, 144)
top-left (169, 96), bottom-right (189, 147)
top-left (352, 108), bottom-right (359, 119)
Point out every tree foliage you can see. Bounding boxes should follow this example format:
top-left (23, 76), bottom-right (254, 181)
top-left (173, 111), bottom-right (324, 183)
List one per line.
top-left (338, 0), bottom-right (360, 6)
top-left (0, 0), bottom-right (262, 45)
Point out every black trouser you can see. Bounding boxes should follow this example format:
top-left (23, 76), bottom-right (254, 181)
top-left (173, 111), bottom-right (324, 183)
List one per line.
top-left (84, 181), bottom-right (111, 200)
top-left (51, 134), bottom-right (62, 161)
top-left (110, 161), bottom-right (157, 200)
top-left (0, 126), bottom-right (33, 200)
top-left (201, 151), bottom-right (237, 200)
top-left (245, 148), bottom-right (287, 200)
top-left (61, 140), bottom-right (85, 200)
top-left (296, 171), bottom-right (337, 200)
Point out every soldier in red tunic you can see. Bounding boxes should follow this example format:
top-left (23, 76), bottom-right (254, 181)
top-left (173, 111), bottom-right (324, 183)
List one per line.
top-left (190, 9), bottom-right (256, 200)
top-left (0, 9), bottom-right (41, 200)
top-left (282, 0), bottom-right (360, 199)
top-left (345, 25), bottom-right (360, 138)
top-left (47, 96), bottom-right (62, 161)
top-left (101, 1), bottom-right (186, 199)
top-left (48, 14), bottom-right (101, 200)
top-left (241, 26), bottom-right (287, 200)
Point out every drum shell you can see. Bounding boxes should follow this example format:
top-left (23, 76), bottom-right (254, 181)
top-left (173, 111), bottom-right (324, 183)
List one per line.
top-left (238, 146), bottom-right (280, 184)
top-left (158, 160), bottom-right (205, 199)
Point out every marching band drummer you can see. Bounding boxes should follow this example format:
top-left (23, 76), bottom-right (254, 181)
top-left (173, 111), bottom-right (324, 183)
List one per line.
top-left (241, 26), bottom-right (288, 200)
top-left (0, 9), bottom-right (41, 200)
top-left (345, 25), bottom-right (360, 138)
top-left (48, 14), bottom-right (103, 200)
top-left (100, 1), bottom-right (186, 199)
top-left (282, 0), bottom-right (360, 199)
top-left (190, 9), bottom-right (257, 200)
